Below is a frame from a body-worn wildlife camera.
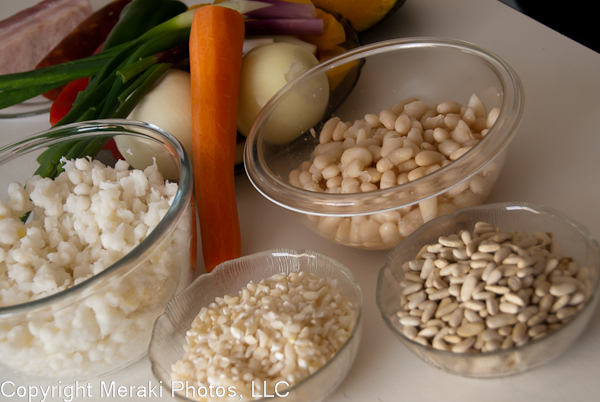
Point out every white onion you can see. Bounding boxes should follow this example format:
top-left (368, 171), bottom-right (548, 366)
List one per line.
top-left (115, 69), bottom-right (192, 180)
top-left (237, 42), bottom-right (329, 144)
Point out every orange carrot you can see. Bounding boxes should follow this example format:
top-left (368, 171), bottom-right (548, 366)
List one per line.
top-left (189, 6), bottom-right (244, 272)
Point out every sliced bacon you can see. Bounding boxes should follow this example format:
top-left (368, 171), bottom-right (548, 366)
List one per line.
top-left (0, 0), bottom-right (92, 75)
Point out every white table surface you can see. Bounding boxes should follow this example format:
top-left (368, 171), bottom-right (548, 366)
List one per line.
top-left (1, 0), bottom-right (599, 401)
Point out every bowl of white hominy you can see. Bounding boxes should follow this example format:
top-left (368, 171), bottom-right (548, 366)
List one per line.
top-left (149, 249), bottom-right (362, 402)
top-left (376, 202), bottom-right (600, 377)
top-left (244, 38), bottom-right (524, 250)
top-left (0, 120), bottom-right (195, 381)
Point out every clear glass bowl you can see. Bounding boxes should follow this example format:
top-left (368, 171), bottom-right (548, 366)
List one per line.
top-left (245, 38), bottom-right (524, 250)
top-left (0, 95), bottom-right (52, 119)
top-left (376, 202), bottom-right (600, 377)
top-left (149, 249), bottom-right (363, 402)
top-left (0, 119), bottom-right (195, 381)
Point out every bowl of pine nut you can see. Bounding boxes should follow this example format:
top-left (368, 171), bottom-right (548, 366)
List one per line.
top-left (244, 38), bottom-right (524, 250)
top-left (376, 202), bottom-right (600, 377)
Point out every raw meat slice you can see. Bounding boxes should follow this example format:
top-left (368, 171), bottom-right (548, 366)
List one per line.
top-left (0, 0), bottom-right (92, 75)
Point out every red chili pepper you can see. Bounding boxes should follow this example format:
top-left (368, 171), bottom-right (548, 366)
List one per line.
top-left (49, 77), bottom-right (89, 126)
top-left (49, 76), bottom-right (124, 161)
top-left (102, 137), bottom-right (125, 161)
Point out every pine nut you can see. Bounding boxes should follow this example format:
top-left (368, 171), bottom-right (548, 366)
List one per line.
top-left (549, 282), bottom-right (577, 297)
top-left (486, 313), bottom-right (518, 329)
top-left (400, 316), bottom-right (421, 326)
top-left (452, 336), bottom-right (476, 353)
top-left (512, 322), bottom-right (528, 344)
top-left (392, 223), bottom-right (592, 355)
top-left (418, 326), bottom-right (439, 338)
top-left (499, 302), bottom-right (520, 314)
top-left (457, 322), bottom-right (485, 337)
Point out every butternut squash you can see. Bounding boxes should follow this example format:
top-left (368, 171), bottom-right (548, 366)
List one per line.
top-left (310, 0), bottom-right (404, 32)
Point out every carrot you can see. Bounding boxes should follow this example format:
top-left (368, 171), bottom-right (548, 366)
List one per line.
top-left (189, 6), bottom-right (244, 273)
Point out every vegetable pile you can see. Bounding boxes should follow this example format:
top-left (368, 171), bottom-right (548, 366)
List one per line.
top-left (0, 0), bottom-right (362, 272)
top-left (0, 0), bottom-right (341, 178)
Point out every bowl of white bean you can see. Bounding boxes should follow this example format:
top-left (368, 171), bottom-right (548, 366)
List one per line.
top-left (149, 249), bottom-right (363, 402)
top-left (376, 202), bottom-right (600, 377)
top-left (244, 38), bottom-right (524, 250)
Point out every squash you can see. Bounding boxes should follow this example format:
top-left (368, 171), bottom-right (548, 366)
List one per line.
top-left (297, 8), bottom-right (346, 51)
top-left (309, 0), bottom-right (405, 32)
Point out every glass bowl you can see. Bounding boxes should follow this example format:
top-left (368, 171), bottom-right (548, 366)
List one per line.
top-left (0, 95), bottom-right (52, 119)
top-left (0, 119), bottom-right (195, 381)
top-left (244, 38), bottom-right (524, 250)
top-left (149, 249), bottom-right (363, 402)
top-left (376, 202), bottom-right (600, 377)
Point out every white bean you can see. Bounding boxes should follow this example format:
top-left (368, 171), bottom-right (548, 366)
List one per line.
top-left (320, 117), bottom-right (340, 144)
top-left (437, 100), bottom-right (462, 114)
top-left (379, 110), bottom-right (397, 130)
top-left (394, 114), bottom-right (412, 134)
top-left (403, 101), bottom-right (428, 120)
top-left (486, 108), bottom-right (500, 129)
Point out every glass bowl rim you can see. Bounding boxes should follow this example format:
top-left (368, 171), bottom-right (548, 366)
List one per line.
top-left (244, 37), bottom-right (525, 217)
top-left (149, 248), bottom-right (363, 402)
top-left (0, 119), bottom-right (193, 317)
top-left (375, 201), bottom-right (600, 360)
